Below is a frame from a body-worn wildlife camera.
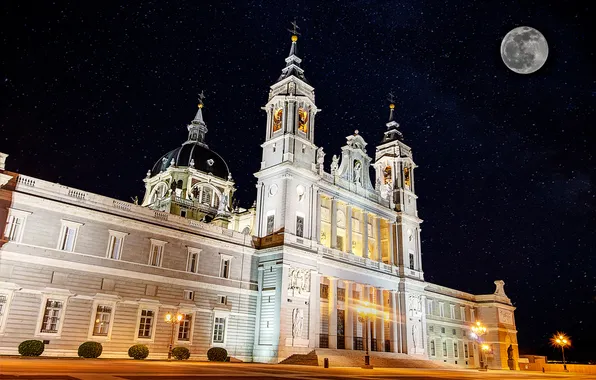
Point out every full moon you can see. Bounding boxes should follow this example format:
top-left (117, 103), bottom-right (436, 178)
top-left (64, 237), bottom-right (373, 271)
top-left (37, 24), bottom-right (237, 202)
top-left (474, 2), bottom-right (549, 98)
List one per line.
top-left (500, 26), bottom-right (548, 74)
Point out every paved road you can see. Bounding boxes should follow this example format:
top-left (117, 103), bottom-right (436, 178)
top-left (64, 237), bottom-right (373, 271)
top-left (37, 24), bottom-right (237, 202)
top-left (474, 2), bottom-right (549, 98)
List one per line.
top-left (0, 359), bottom-right (594, 380)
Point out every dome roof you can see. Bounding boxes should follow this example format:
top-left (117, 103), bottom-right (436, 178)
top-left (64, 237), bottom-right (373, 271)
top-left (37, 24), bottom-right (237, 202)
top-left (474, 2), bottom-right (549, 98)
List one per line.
top-left (151, 142), bottom-right (230, 179)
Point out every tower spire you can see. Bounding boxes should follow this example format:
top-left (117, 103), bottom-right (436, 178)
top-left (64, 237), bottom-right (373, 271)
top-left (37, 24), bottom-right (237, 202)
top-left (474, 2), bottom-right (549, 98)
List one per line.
top-left (382, 92), bottom-right (403, 142)
top-left (277, 20), bottom-right (308, 83)
top-left (186, 90), bottom-right (209, 146)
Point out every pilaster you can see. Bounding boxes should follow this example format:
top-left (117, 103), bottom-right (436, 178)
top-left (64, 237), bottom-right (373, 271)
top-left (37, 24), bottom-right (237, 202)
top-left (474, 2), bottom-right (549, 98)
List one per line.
top-left (344, 280), bottom-right (354, 350)
top-left (390, 290), bottom-right (399, 353)
top-left (346, 205), bottom-right (353, 254)
top-left (376, 216), bottom-right (382, 262)
top-left (362, 211), bottom-right (369, 258)
top-left (330, 198), bottom-right (338, 249)
top-left (376, 287), bottom-right (385, 351)
top-left (388, 221), bottom-right (395, 266)
top-left (328, 277), bottom-right (338, 349)
top-left (308, 270), bottom-right (320, 348)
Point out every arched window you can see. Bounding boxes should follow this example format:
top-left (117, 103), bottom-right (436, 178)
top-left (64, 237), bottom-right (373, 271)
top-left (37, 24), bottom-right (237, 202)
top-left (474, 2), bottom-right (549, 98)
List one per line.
top-left (150, 182), bottom-right (168, 203)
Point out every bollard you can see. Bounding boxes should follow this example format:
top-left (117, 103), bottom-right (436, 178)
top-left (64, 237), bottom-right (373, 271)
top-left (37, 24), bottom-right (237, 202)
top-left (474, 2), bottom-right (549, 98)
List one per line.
top-left (324, 357), bottom-right (329, 368)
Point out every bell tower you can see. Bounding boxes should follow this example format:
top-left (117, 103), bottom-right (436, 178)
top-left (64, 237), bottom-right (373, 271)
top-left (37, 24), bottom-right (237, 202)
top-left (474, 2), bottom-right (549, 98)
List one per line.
top-left (254, 23), bottom-right (321, 239)
top-left (374, 95), bottom-right (423, 279)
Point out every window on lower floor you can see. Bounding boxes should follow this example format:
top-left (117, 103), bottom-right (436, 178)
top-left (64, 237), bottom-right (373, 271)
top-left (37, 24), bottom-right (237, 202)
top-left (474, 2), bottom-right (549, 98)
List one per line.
top-left (430, 340), bottom-right (436, 356)
top-left (218, 295), bottom-right (227, 305)
top-left (337, 288), bottom-right (345, 302)
top-left (320, 284), bottom-right (329, 299)
top-left (464, 343), bottom-right (469, 358)
top-left (183, 290), bottom-right (194, 301)
top-left (178, 314), bottom-right (192, 341)
top-left (429, 325), bottom-right (434, 332)
top-left (442, 341), bottom-right (447, 357)
top-left (40, 299), bottom-right (64, 333)
top-left (441, 327), bottom-right (446, 334)
top-left (452, 328), bottom-right (456, 335)
top-left (92, 305), bottom-right (112, 336)
top-left (137, 309), bottom-right (155, 339)
top-left (213, 316), bottom-right (226, 343)
top-left (454, 342), bottom-right (459, 357)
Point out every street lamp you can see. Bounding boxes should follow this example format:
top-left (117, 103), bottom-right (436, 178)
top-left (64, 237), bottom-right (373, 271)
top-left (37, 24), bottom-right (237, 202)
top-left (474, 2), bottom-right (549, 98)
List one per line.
top-left (356, 302), bottom-right (376, 369)
top-left (550, 332), bottom-right (571, 372)
top-left (471, 321), bottom-right (488, 370)
top-left (165, 312), bottom-right (183, 360)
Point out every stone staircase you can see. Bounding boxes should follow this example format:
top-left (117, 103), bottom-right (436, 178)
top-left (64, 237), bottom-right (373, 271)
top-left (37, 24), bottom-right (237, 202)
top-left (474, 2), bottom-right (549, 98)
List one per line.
top-left (280, 349), bottom-right (454, 368)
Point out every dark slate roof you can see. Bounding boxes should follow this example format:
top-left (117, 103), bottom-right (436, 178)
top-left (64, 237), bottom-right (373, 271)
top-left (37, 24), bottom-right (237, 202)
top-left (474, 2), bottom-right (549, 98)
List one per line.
top-left (151, 142), bottom-right (229, 179)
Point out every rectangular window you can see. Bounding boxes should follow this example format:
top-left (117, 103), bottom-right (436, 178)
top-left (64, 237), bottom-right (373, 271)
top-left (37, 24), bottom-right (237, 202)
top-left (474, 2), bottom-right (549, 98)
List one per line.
top-left (266, 214), bottom-right (275, 235)
top-left (460, 306), bottom-right (466, 321)
top-left (3, 209), bottom-right (30, 242)
top-left (92, 305), bottom-right (112, 336)
top-left (137, 309), bottom-right (154, 338)
top-left (430, 340), bottom-right (436, 356)
top-left (186, 248), bottom-right (200, 273)
top-left (58, 220), bottom-right (82, 252)
top-left (452, 328), bottom-right (456, 335)
top-left (429, 325), bottom-right (434, 332)
top-left (219, 256), bottom-right (231, 279)
top-left (442, 341), bottom-right (447, 357)
top-left (320, 284), bottom-right (329, 299)
top-left (40, 299), bottom-right (63, 333)
top-left (0, 294), bottom-right (8, 329)
top-left (337, 288), bottom-right (345, 302)
top-left (213, 316), bottom-right (226, 343)
top-left (441, 327), bottom-right (446, 334)
top-left (470, 309), bottom-right (475, 322)
top-left (464, 343), bottom-right (469, 358)
top-left (450, 304), bottom-right (455, 319)
top-left (427, 300), bottom-right (433, 315)
top-left (149, 239), bottom-right (166, 267)
top-left (454, 342), bottom-right (459, 357)
top-left (106, 230), bottom-right (127, 260)
top-left (409, 252), bottom-right (415, 270)
top-left (218, 295), bottom-right (227, 305)
top-left (184, 290), bottom-right (194, 301)
top-left (352, 290), bottom-right (360, 300)
top-left (439, 303), bottom-right (445, 317)
top-left (296, 215), bottom-right (304, 237)
top-left (178, 313), bottom-right (192, 341)
top-left (180, 209), bottom-right (187, 218)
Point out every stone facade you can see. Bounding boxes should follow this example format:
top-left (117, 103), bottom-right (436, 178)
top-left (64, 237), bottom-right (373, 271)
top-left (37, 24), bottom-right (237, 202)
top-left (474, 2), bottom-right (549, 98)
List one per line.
top-left (0, 32), bottom-right (518, 369)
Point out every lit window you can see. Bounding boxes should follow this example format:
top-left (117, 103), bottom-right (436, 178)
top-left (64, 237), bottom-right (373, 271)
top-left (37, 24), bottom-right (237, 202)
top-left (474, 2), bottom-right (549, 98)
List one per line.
top-left (149, 239), bottom-right (166, 267)
top-left (137, 309), bottom-right (155, 339)
top-left (430, 340), bottom-right (436, 356)
top-left (184, 290), bottom-right (194, 301)
top-left (106, 230), bottom-right (127, 260)
top-left (213, 316), bottom-right (226, 343)
top-left (337, 288), bottom-right (345, 302)
top-left (219, 256), bottom-right (231, 279)
top-left (57, 220), bottom-right (83, 252)
top-left (40, 299), bottom-right (64, 333)
top-left (3, 209), bottom-right (31, 242)
top-left (92, 305), bottom-right (112, 336)
top-left (320, 284), bottom-right (329, 299)
top-left (178, 313), bottom-right (193, 341)
top-left (186, 248), bottom-right (201, 273)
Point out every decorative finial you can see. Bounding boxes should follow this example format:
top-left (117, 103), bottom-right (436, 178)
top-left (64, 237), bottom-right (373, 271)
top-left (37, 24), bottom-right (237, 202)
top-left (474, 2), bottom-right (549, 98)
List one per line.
top-left (198, 90), bottom-right (206, 108)
top-left (354, 129), bottom-right (359, 135)
top-left (288, 20), bottom-right (301, 41)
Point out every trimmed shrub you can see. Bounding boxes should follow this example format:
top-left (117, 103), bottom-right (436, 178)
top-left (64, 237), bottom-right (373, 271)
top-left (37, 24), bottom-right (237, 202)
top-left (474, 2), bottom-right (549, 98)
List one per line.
top-left (18, 340), bottom-right (45, 357)
top-left (128, 344), bottom-right (149, 360)
top-left (78, 341), bottom-right (103, 358)
top-left (207, 347), bottom-right (227, 362)
top-left (172, 346), bottom-right (190, 360)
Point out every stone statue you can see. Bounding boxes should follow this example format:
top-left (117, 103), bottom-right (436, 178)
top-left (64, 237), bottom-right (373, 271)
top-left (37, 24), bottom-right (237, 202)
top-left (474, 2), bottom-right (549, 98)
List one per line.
top-left (288, 268), bottom-right (311, 295)
top-left (218, 193), bottom-right (229, 214)
top-left (330, 155), bottom-right (339, 174)
top-left (507, 344), bottom-right (514, 360)
top-left (354, 161), bottom-right (362, 184)
top-left (316, 147), bottom-right (325, 165)
top-left (412, 324), bottom-right (419, 350)
top-left (292, 308), bottom-right (304, 339)
top-left (494, 280), bottom-right (507, 297)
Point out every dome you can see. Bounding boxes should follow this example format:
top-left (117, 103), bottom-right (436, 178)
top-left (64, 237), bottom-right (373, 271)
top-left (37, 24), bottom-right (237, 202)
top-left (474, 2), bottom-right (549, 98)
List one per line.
top-left (151, 142), bottom-right (230, 179)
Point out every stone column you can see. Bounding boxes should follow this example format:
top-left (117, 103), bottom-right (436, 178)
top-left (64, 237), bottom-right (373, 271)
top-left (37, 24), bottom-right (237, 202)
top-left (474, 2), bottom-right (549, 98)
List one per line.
top-left (362, 211), bottom-right (369, 258)
top-left (362, 285), bottom-right (370, 351)
top-left (376, 216), bottom-right (382, 262)
top-left (346, 205), bottom-right (353, 254)
top-left (388, 222), bottom-right (395, 266)
top-left (314, 193), bottom-right (322, 243)
top-left (376, 288), bottom-right (385, 351)
top-left (330, 199), bottom-right (338, 249)
top-left (345, 280), bottom-right (354, 350)
top-left (308, 271), bottom-right (321, 348)
top-left (328, 277), bottom-right (338, 349)
top-left (390, 290), bottom-right (399, 353)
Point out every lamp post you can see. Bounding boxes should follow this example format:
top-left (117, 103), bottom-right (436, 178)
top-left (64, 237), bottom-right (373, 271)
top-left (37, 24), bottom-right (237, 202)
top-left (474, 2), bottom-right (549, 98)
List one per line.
top-left (356, 302), bottom-right (376, 369)
top-left (165, 312), bottom-right (183, 360)
top-left (551, 332), bottom-right (571, 372)
top-left (471, 321), bottom-right (488, 370)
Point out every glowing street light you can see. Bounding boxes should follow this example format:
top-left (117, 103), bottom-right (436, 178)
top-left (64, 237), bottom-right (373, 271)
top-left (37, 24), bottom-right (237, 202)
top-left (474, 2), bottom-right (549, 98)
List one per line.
top-left (471, 321), bottom-right (488, 370)
top-left (165, 312), bottom-right (183, 360)
top-left (550, 332), bottom-right (571, 371)
top-left (356, 302), bottom-right (377, 369)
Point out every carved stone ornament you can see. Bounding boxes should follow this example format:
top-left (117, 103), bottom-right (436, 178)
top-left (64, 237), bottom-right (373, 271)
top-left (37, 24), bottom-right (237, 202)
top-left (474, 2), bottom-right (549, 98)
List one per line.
top-left (498, 308), bottom-right (514, 325)
top-left (288, 268), bottom-right (311, 296)
top-left (407, 294), bottom-right (423, 317)
top-left (292, 308), bottom-right (304, 338)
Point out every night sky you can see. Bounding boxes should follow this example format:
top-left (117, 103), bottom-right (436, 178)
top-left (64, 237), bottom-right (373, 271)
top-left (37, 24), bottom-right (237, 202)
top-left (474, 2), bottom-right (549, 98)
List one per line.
top-left (1, 1), bottom-right (594, 362)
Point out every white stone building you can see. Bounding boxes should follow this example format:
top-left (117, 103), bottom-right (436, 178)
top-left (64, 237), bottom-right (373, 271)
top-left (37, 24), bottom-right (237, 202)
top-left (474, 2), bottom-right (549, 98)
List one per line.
top-left (0, 32), bottom-right (519, 369)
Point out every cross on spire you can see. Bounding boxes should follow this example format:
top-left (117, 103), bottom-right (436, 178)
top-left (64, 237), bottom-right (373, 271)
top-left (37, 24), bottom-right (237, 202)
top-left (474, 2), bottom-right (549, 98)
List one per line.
top-left (387, 91), bottom-right (395, 104)
top-left (287, 20), bottom-right (301, 36)
top-left (198, 90), bottom-right (206, 108)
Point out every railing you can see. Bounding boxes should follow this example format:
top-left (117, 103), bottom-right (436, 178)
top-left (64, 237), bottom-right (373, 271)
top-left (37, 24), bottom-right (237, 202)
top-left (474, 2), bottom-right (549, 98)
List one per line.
top-left (371, 338), bottom-right (378, 352)
top-left (353, 337), bottom-right (364, 351)
top-left (316, 244), bottom-right (395, 275)
top-left (16, 176), bottom-right (36, 187)
top-left (112, 200), bottom-right (132, 211)
top-left (319, 335), bottom-right (329, 349)
top-left (68, 189), bottom-right (87, 200)
top-left (385, 340), bottom-right (391, 353)
top-left (337, 335), bottom-right (345, 349)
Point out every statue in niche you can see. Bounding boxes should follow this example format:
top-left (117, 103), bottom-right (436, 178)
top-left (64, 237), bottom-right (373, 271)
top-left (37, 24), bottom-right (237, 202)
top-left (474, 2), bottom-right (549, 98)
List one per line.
top-left (412, 323), bottom-right (419, 350)
top-left (218, 193), bottom-right (229, 214)
top-left (316, 147), bottom-right (325, 165)
top-left (507, 344), bottom-right (514, 360)
top-left (353, 160), bottom-right (362, 184)
top-left (330, 155), bottom-right (339, 174)
top-left (292, 308), bottom-right (304, 339)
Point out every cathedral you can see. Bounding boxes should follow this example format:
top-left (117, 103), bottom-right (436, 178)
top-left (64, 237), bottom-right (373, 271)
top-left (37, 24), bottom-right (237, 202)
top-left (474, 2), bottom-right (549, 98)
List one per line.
top-left (0, 30), bottom-right (519, 369)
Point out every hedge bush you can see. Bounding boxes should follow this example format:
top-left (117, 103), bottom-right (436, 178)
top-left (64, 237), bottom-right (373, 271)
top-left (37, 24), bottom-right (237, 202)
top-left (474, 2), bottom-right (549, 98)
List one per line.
top-left (78, 341), bottom-right (103, 358)
top-left (128, 344), bottom-right (149, 360)
top-left (18, 340), bottom-right (45, 357)
top-left (172, 346), bottom-right (190, 360)
top-left (207, 347), bottom-right (227, 362)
